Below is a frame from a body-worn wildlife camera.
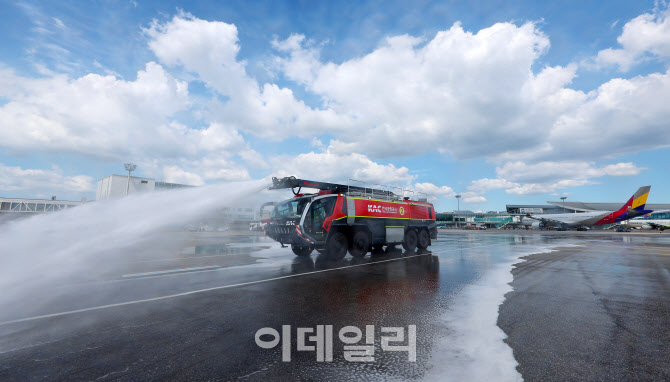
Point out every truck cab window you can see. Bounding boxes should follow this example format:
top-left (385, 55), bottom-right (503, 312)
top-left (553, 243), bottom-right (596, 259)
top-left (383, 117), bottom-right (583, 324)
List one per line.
top-left (306, 196), bottom-right (337, 240)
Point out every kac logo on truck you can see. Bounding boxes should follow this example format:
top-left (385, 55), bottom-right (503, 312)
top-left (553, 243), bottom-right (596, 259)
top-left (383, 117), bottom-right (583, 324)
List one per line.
top-left (368, 204), bottom-right (400, 214)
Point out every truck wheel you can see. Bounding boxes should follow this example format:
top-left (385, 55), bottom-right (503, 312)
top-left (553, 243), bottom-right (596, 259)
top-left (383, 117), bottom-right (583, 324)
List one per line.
top-left (402, 229), bottom-right (418, 251)
top-left (417, 230), bottom-right (430, 249)
top-left (291, 244), bottom-right (313, 256)
top-left (349, 231), bottom-right (370, 258)
top-left (326, 232), bottom-right (348, 260)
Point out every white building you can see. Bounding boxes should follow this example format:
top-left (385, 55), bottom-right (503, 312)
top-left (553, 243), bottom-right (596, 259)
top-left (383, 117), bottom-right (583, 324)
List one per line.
top-left (96, 175), bottom-right (194, 200)
top-left (96, 175), bottom-right (156, 200)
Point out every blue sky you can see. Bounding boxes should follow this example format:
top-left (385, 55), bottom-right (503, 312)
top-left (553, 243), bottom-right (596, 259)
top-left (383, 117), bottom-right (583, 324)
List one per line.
top-left (1, 0), bottom-right (670, 211)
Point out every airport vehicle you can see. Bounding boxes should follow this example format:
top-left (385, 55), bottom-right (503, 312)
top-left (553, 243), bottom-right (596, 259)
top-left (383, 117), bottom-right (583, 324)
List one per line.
top-left (265, 176), bottom-right (438, 259)
top-left (523, 186), bottom-right (653, 229)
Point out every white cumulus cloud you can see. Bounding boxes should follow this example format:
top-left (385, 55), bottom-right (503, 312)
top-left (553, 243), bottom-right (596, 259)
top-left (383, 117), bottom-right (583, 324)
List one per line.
top-left (0, 62), bottom-right (190, 159)
top-left (595, 5), bottom-right (670, 71)
top-left (0, 164), bottom-right (94, 193)
top-left (145, 13), bottom-right (348, 140)
top-left (273, 21), bottom-right (587, 160)
top-left (0, 9), bottom-right (667, 202)
top-left (271, 150), bottom-right (415, 187)
top-left (468, 178), bottom-right (521, 194)
top-left (463, 195), bottom-right (487, 204)
top-left (162, 165), bottom-right (205, 186)
top-left (545, 71), bottom-right (670, 160)
top-left (414, 182), bottom-right (456, 197)
top-left (474, 161), bottom-right (645, 196)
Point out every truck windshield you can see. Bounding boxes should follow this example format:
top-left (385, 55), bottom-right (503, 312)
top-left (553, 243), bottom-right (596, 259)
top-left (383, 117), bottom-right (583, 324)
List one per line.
top-left (271, 197), bottom-right (310, 219)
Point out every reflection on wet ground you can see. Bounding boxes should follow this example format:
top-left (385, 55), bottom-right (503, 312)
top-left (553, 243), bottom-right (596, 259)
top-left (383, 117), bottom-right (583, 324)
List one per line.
top-left (499, 235), bottom-right (670, 381)
top-left (0, 231), bottom-right (669, 381)
top-left (289, 248), bottom-right (434, 273)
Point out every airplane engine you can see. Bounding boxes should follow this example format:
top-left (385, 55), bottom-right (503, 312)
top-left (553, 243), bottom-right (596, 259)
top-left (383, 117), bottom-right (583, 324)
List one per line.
top-left (531, 222), bottom-right (542, 230)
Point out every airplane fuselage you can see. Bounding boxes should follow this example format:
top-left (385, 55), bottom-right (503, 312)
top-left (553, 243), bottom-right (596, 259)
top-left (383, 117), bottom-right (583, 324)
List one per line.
top-left (623, 219), bottom-right (670, 230)
top-left (525, 208), bottom-right (650, 227)
top-left (523, 185), bottom-right (652, 229)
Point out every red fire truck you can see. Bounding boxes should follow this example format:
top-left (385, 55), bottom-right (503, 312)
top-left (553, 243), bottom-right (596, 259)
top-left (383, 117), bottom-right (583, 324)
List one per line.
top-left (265, 176), bottom-right (437, 259)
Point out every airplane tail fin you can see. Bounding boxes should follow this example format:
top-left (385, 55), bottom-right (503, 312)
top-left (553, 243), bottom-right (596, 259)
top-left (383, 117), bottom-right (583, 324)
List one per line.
top-left (617, 186), bottom-right (651, 213)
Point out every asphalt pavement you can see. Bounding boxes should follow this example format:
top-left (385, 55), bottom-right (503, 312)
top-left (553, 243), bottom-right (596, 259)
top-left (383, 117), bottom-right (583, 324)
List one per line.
top-left (0, 230), bottom-right (668, 381)
top-left (499, 236), bottom-right (670, 381)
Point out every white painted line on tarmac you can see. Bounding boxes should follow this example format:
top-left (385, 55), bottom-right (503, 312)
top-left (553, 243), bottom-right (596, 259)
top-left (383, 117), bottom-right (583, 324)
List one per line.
top-left (121, 265), bottom-right (223, 278)
top-left (127, 247), bottom-right (273, 263)
top-left (0, 242), bottom-right (508, 327)
top-left (99, 243), bottom-right (507, 284)
top-left (0, 253), bottom-right (424, 326)
top-left (129, 254), bottom-right (250, 263)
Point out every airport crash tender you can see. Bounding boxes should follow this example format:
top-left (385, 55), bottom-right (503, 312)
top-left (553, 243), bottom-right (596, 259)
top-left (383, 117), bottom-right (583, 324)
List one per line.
top-left (265, 176), bottom-right (438, 259)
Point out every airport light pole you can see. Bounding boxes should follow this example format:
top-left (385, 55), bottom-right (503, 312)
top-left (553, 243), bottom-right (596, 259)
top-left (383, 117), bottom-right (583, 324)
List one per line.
top-left (124, 163), bottom-right (137, 196)
top-left (455, 194), bottom-right (461, 229)
top-left (561, 196), bottom-right (567, 213)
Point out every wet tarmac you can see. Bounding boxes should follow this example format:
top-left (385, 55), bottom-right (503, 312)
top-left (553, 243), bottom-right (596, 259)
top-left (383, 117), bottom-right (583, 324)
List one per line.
top-left (499, 236), bottom-right (670, 381)
top-left (0, 231), bottom-right (668, 381)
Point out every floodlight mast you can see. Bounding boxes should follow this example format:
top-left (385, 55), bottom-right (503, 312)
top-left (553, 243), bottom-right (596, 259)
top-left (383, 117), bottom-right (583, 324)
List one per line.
top-left (455, 194), bottom-right (462, 228)
top-left (124, 163), bottom-right (137, 196)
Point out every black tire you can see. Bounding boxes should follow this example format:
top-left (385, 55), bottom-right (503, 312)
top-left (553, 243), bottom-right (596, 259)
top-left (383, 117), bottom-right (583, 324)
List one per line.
top-left (349, 231), bottom-right (370, 258)
top-left (402, 229), bottom-right (418, 251)
top-left (417, 230), bottom-right (430, 249)
top-left (291, 244), bottom-right (313, 256)
top-left (326, 232), bottom-right (348, 260)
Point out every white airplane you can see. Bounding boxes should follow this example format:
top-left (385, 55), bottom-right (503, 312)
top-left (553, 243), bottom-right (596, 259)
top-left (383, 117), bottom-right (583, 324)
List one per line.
top-left (624, 220), bottom-right (670, 230)
top-left (523, 186), bottom-right (652, 229)
top-left (621, 210), bottom-right (670, 231)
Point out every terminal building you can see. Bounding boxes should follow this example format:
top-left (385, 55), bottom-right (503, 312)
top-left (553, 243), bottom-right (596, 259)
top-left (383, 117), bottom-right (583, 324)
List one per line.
top-left (0, 196), bottom-right (86, 222)
top-left (436, 210), bottom-right (518, 229)
top-left (506, 204), bottom-right (565, 215)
